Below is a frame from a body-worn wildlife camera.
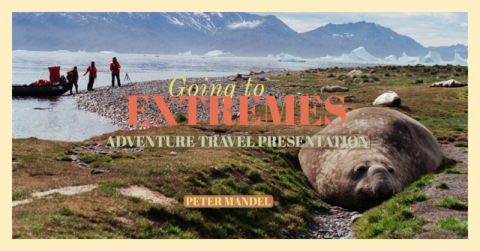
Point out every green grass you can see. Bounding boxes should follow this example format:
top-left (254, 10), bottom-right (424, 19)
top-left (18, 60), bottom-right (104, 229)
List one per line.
top-left (410, 175), bottom-right (434, 188)
top-left (435, 182), bottom-right (449, 189)
top-left (418, 115), bottom-right (467, 133)
top-left (443, 168), bottom-right (467, 174)
top-left (13, 137), bottom-right (329, 239)
top-left (58, 207), bottom-right (73, 216)
top-left (431, 217), bottom-right (468, 236)
top-left (454, 142), bottom-right (468, 147)
top-left (13, 189), bottom-right (30, 201)
top-left (436, 196), bottom-right (468, 210)
top-left (353, 174), bottom-right (434, 239)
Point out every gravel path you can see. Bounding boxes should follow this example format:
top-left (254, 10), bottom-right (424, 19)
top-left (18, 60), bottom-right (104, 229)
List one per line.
top-left (286, 206), bottom-right (362, 239)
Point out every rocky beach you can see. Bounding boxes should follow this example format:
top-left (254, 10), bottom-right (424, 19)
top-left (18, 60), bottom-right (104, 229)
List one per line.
top-left (74, 71), bottom-right (291, 130)
top-left (13, 65), bottom-right (468, 239)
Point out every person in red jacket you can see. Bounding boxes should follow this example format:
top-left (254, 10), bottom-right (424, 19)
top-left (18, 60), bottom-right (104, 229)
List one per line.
top-left (67, 66), bottom-right (79, 94)
top-left (110, 57), bottom-right (121, 87)
top-left (83, 61), bottom-right (97, 91)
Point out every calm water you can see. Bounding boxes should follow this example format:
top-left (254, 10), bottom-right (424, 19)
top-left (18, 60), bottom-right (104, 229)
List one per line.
top-left (12, 50), bottom-right (369, 141)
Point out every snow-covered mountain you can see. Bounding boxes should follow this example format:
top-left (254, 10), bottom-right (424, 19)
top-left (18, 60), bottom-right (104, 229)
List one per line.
top-left (301, 21), bottom-right (428, 59)
top-left (12, 12), bottom-right (467, 60)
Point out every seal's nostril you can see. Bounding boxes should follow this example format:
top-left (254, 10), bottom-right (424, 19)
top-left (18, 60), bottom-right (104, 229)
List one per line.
top-left (375, 184), bottom-right (394, 197)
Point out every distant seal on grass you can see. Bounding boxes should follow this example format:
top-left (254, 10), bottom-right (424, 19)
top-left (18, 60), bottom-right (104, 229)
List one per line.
top-left (372, 91), bottom-right (401, 107)
top-left (321, 85), bottom-right (349, 93)
top-left (298, 107), bottom-right (443, 211)
top-left (430, 79), bottom-right (467, 88)
top-left (347, 70), bottom-right (363, 79)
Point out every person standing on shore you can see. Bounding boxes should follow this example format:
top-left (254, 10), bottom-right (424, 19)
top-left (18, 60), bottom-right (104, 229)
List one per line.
top-left (68, 66), bottom-right (79, 94)
top-left (83, 61), bottom-right (97, 91)
top-left (110, 57), bottom-right (121, 87)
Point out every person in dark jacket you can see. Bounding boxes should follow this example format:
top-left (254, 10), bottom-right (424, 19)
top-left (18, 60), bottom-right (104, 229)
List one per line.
top-left (110, 57), bottom-right (121, 87)
top-left (68, 66), bottom-right (79, 94)
top-left (83, 61), bottom-right (97, 91)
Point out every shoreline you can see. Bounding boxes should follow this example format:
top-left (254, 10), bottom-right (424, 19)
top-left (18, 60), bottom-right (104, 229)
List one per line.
top-left (74, 70), bottom-right (289, 130)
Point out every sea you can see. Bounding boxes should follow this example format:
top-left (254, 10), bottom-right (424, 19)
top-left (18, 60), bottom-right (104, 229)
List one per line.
top-left (12, 50), bottom-right (371, 141)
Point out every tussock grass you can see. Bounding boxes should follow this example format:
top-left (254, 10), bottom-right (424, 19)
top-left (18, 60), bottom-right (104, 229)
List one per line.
top-left (431, 217), bottom-right (467, 236)
top-left (435, 182), bottom-right (449, 189)
top-left (436, 196), bottom-right (468, 210)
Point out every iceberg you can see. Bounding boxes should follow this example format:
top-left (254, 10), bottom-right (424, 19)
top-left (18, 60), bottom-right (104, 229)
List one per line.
top-left (99, 51), bottom-right (116, 54)
top-left (453, 53), bottom-right (468, 66)
top-left (315, 48), bottom-right (464, 66)
top-left (318, 47), bottom-right (380, 62)
top-left (178, 50), bottom-right (193, 56)
top-left (267, 54), bottom-right (274, 58)
top-left (398, 52), bottom-right (419, 63)
top-left (277, 53), bottom-right (306, 62)
top-left (340, 53), bottom-right (356, 62)
top-left (346, 47), bottom-right (380, 61)
top-left (55, 50), bottom-right (71, 53)
top-left (204, 50), bottom-right (236, 57)
top-left (383, 55), bottom-right (397, 62)
top-left (77, 50), bottom-right (86, 53)
top-left (318, 55), bottom-right (337, 61)
top-left (416, 51), bottom-right (443, 64)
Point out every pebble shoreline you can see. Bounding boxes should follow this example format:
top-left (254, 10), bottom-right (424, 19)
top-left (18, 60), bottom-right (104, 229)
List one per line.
top-left (74, 71), bottom-right (291, 130)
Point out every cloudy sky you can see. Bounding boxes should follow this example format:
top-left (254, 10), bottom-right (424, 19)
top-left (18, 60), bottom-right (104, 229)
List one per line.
top-left (250, 12), bottom-right (468, 47)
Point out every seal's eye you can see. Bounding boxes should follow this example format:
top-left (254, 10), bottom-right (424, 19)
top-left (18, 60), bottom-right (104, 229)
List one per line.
top-left (388, 168), bottom-right (395, 174)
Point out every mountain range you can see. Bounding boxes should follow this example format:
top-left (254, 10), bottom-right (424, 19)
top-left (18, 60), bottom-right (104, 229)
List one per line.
top-left (12, 12), bottom-right (468, 61)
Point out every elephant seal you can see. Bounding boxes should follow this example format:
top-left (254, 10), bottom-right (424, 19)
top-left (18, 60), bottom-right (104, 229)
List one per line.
top-left (430, 79), bottom-right (467, 88)
top-left (372, 91), bottom-right (401, 107)
top-left (321, 85), bottom-right (349, 93)
top-left (298, 107), bottom-right (443, 211)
